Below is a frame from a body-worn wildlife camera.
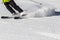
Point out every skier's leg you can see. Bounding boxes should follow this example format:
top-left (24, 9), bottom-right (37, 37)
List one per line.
top-left (4, 2), bottom-right (16, 14)
top-left (10, 0), bottom-right (23, 13)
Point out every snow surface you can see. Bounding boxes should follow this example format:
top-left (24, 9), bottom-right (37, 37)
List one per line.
top-left (0, 0), bottom-right (60, 40)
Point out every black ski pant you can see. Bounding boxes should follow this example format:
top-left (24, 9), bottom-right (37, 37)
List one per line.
top-left (4, 0), bottom-right (23, 14)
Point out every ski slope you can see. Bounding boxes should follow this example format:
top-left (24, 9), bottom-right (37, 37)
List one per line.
top-left (24, 0), bottom-right (60, 11)
top-left (0, 16), bottom-right (60, 40)
top-left (0, 0), bottom-right (60, 40)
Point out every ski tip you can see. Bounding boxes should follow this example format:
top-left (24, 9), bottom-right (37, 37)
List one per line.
top-left (1, 16), bottom-right (10, 19)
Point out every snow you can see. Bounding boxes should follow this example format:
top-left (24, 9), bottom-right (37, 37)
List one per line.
top-left (0, 16), bottom-right (60, 40)
top-left (0, 0), bottom-right (60, 40)
top-left (25, 6), bottom-right (55, 18)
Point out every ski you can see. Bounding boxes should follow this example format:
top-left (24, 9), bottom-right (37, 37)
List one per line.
top-left (1, 16), bottom-right (22, 19)
top-left (1, 14), bottom-right (27, 19)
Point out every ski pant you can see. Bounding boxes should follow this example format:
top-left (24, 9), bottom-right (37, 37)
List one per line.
top-left (4, 0), bottom-right (23, 14)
